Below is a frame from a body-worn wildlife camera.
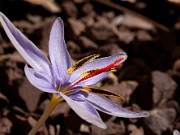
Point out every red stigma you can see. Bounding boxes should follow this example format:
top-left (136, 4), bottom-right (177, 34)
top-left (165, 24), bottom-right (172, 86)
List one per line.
top-left (65, 57), bottom-right (124, 91)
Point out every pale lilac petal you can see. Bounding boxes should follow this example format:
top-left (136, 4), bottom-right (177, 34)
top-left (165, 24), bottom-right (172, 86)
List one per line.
top-left (0, 12), bottom-right (52, 79)
top-left (83, 92), bottom-right (149, 118)
top-left (49, 18), bottom-right (71, 83)
top-left (68, 52), bottom-right (127, 84)
top-left (60, 93), bottom-right (107, 129)
top-left (24, 65), bottom-right (58, 93)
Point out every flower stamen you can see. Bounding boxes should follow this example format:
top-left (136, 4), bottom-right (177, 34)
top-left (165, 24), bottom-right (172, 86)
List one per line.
top-left (82, 86), bottom-right (125, 100)
top-left (63, 57), bottom-right (124, 92)
top-left (67, 54), bottom-right (100, 74)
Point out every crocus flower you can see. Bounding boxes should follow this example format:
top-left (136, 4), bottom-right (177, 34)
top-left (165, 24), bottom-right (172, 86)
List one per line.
top-left (0, 12), bottom-right (148, 130)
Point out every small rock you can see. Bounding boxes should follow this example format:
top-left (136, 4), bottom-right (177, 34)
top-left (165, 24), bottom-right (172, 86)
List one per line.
top-left (102, 11), bottom-right (115, 21)
top-left (40, 16), bottom-right (56, 53)
top-left (68, 18), bottom-right (85, 36)
top-left (144, 108), bottom-right (177, 135)
top-left (49, 125), bottom-right (56, 135)
top-left (152, 71), bottom-right (177, 106)
top-left (164, 100), bottom-right (180, 114)
top-left (87, 20), bottom-right (118, 41)
top-left (5, 55), bottom-right (24, 86)
top-left (18, 78), bottom-right (43, 112)
top-left (67, 41), bottom-right (81, 58)
top-left (127, 124), bottom-right (144, 135)
top-left (0, 117), bottom-right (12, 134)
top-left (117, 27), bottom-right (135, 44)
top-left (38, 99), bottom-right (50, 112)
top-left (81, 3), bottom-right (94, 15)
top-left (39, 99), bottom-right (70, 118)
top-left (99, 43), bottom-right (124, 56)
top-left (80, 15), bottom-right (95, 27)
top-left (91, 119), bottom-right (125, 135)
top-left (136, 30), bottom-right (153, 41)
top-left (80, 124), bottom-right (90, 133)
top-left (169, 59), bottom-right (180, 77)
top-left (48, 124), bottom-right (60, 135)
top-left (79, 36), bottom-right (98, 49)
top-left (62, 1), bottom-right (78, 18)
top-left (51, 102), bottom-right (71, 117)
top-left (173, 59), bottom-right (180, 72)
top-left (104, 81), bottom-right (138, 103)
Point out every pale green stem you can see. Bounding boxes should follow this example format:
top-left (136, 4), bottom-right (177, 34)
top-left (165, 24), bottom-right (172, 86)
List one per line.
top-left (28, 94), bottom-right (63, 135)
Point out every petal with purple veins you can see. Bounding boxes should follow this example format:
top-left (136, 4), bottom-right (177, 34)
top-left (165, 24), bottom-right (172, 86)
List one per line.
top-left (0, 12), bottom-right (52, 79)
top-left (60, 92), bottom-right (107, 129)
top-left (49, 18), bottom-right (72, 84)
top-left (83, 92), bottom-right (149, 118)
top-left (25, 65), bottom-right (58, 93)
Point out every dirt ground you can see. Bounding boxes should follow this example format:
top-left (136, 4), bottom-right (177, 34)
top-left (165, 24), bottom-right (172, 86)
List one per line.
top-left (0, 0), bottom-right (180, 135)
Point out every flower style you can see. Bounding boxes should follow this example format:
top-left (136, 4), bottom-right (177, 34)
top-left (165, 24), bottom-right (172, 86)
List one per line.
top-left (0, 12), bottom-right (148, 129)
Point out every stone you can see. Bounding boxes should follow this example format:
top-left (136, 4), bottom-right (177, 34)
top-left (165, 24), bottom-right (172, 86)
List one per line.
top-left (0, 117), bottom-right (12, 134)
top-left (99, 43), bottom-right (124, 56)
top-left (50, 102), bottom-right (71, 117)
top-left (127, 124), bottom-right (144, 135)
top-left (18, 78), bottom-right (43, 112)
top-left (144, 108), bottom-right (176, 135)
top-left (62, 1), bottom-right (78, 18)
top-left (103, 81), bottom-right (138, 103)
top-left (117, 27), bottom-right (135, 44)
top-left (68, 18), bottom-right (85, 36)
top-left (136, 30), bottom-right (153, 41)
top-left (80, 124), bottom-right (90, 133)
top-left (91, 118), bottom-right (125, 135)
top-left (87, 19), bottom-right (118, 41)
top-left (152, 71), bottom-right (177, 106)
top-left (79, 36), bottom-right (98, 49)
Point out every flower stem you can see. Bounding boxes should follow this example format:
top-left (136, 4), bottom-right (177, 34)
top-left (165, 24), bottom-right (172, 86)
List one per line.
top-left (28, 94), bottom-right (63, 135)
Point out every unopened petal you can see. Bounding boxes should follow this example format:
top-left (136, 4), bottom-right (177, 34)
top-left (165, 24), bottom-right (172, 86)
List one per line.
top-left (60, 93), bottom-right (107, 129)
top-left (0, 12), bottom-right (52, 79)
top-left (49, 17), bottom-right (71, 84)
top-left (25, 65), bottom-right (58, 93)
top-left (84, 92), bottom-right (149, 118)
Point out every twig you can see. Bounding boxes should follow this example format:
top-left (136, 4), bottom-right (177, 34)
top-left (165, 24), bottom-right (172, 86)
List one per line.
top-left (94, 0), bottom-right (169, 32)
